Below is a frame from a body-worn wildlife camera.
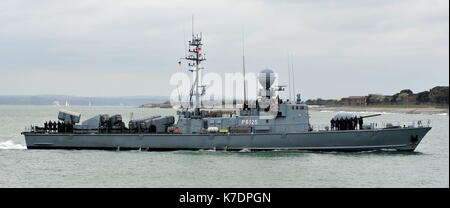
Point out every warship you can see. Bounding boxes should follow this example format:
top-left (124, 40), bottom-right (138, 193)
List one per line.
top-left (22, 32), bottom-right (431, 152)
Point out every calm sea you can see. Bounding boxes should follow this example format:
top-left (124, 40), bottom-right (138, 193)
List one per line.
top-left (0, 106), bottom-right (448, 188)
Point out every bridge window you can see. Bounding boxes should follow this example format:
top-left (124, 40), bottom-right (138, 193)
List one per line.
top-left (300, 106), bottom-right (305, 110)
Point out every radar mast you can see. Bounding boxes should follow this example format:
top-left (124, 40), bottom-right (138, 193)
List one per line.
top-left (185, 32), bottom-right (206, 115)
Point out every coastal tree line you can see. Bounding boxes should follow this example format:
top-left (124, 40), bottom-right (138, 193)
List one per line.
top-left (305, 86), bottom-right (449, 106)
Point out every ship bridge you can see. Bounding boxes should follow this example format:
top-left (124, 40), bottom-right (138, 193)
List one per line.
top-left (175, 68), bottom-right (311, 134)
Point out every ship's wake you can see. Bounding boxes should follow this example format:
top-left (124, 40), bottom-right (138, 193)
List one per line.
top-left (0, 140), bottom-right (26, 150)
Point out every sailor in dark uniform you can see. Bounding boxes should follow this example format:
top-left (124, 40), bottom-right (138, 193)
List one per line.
top-left (348, 117), bottom-right (352, 130)
top-left (330, 118), bottom-right (335, 130)
top-left (344, 118), bottom-right (348, 130)
top-left (62, 122), bottom-right (66, 133)
top-left (358, 117), bottom-right (363, 130)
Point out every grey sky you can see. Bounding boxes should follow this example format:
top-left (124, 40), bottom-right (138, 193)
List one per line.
top-left (0, 0), bottom-right (448, 100)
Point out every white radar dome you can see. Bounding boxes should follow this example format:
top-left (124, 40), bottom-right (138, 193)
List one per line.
top-left (258, 68), bottom-right (276, 90)
top-left (333, 112), bottom-right (356, 120)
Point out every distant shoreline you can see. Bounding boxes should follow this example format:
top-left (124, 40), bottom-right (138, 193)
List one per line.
top-left (309, 105), bottom-right (449, 115)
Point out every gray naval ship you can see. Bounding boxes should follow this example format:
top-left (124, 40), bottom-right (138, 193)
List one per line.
top-left (22, 32), bottom-right (431, 152)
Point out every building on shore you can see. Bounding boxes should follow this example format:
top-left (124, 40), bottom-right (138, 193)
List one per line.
top-left (341, 96), bottom-right (367, 106)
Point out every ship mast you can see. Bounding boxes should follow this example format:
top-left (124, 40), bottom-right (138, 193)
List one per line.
top-left (242, 31), bottom-right (248, 110)
top-left (185, 32), bottom-right (206, 115)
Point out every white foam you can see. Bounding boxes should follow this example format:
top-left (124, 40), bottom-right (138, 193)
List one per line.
top-left (0, 140), bottom-right (26, 150)
top-left (239, 148), bottom-right (251, 153)
top-left (434, 113), bottom-right (448, 116)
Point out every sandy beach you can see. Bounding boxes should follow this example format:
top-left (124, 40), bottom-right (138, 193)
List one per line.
top-left (309, 105), bottom-right (449, 115)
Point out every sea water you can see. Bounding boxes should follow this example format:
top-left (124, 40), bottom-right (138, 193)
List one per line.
top-left (0, 106), bottom-right (448, 187)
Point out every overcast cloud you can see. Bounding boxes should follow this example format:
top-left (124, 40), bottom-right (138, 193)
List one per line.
top-left (0, 0), bottom-right (448, 99)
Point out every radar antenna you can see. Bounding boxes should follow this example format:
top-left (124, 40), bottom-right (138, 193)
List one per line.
top-left (291, 53), bottom-right (296, 100)
top-left (287, 53), bottom-right (292, 100)
top-left (242, 30), bottom-right (248, 110)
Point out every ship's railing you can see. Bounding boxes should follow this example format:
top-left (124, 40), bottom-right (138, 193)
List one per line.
top-left (24, 125), bottom-right (33, 133)
top-left (378, 119), bottom-right (431, 128)
top-left (24, 125), bottom-right (33, 132)
top-left (24, 125), bottom-right (168, 134)
top-left (312, 119), bottom-right (431, 131)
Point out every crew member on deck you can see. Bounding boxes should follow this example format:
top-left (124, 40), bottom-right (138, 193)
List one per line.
top-left (330, 118), bottom-right (335, 131)
top-left (53, 121), bottom-right (57, 132)
top-left (48, 121), bottom-right (52, 132)
top-left (343, 117), bottom-right (348, 130)
top-left (358, 117), bottom-right (363, 130)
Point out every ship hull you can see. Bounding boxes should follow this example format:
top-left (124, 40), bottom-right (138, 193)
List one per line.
top-left (23, 127), bottom-right (431, 152)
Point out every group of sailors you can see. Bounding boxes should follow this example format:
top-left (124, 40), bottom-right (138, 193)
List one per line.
top-left (43, 121), bottom-right (73, 133)
top-left (330, 116), bottom-right (363, 131)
